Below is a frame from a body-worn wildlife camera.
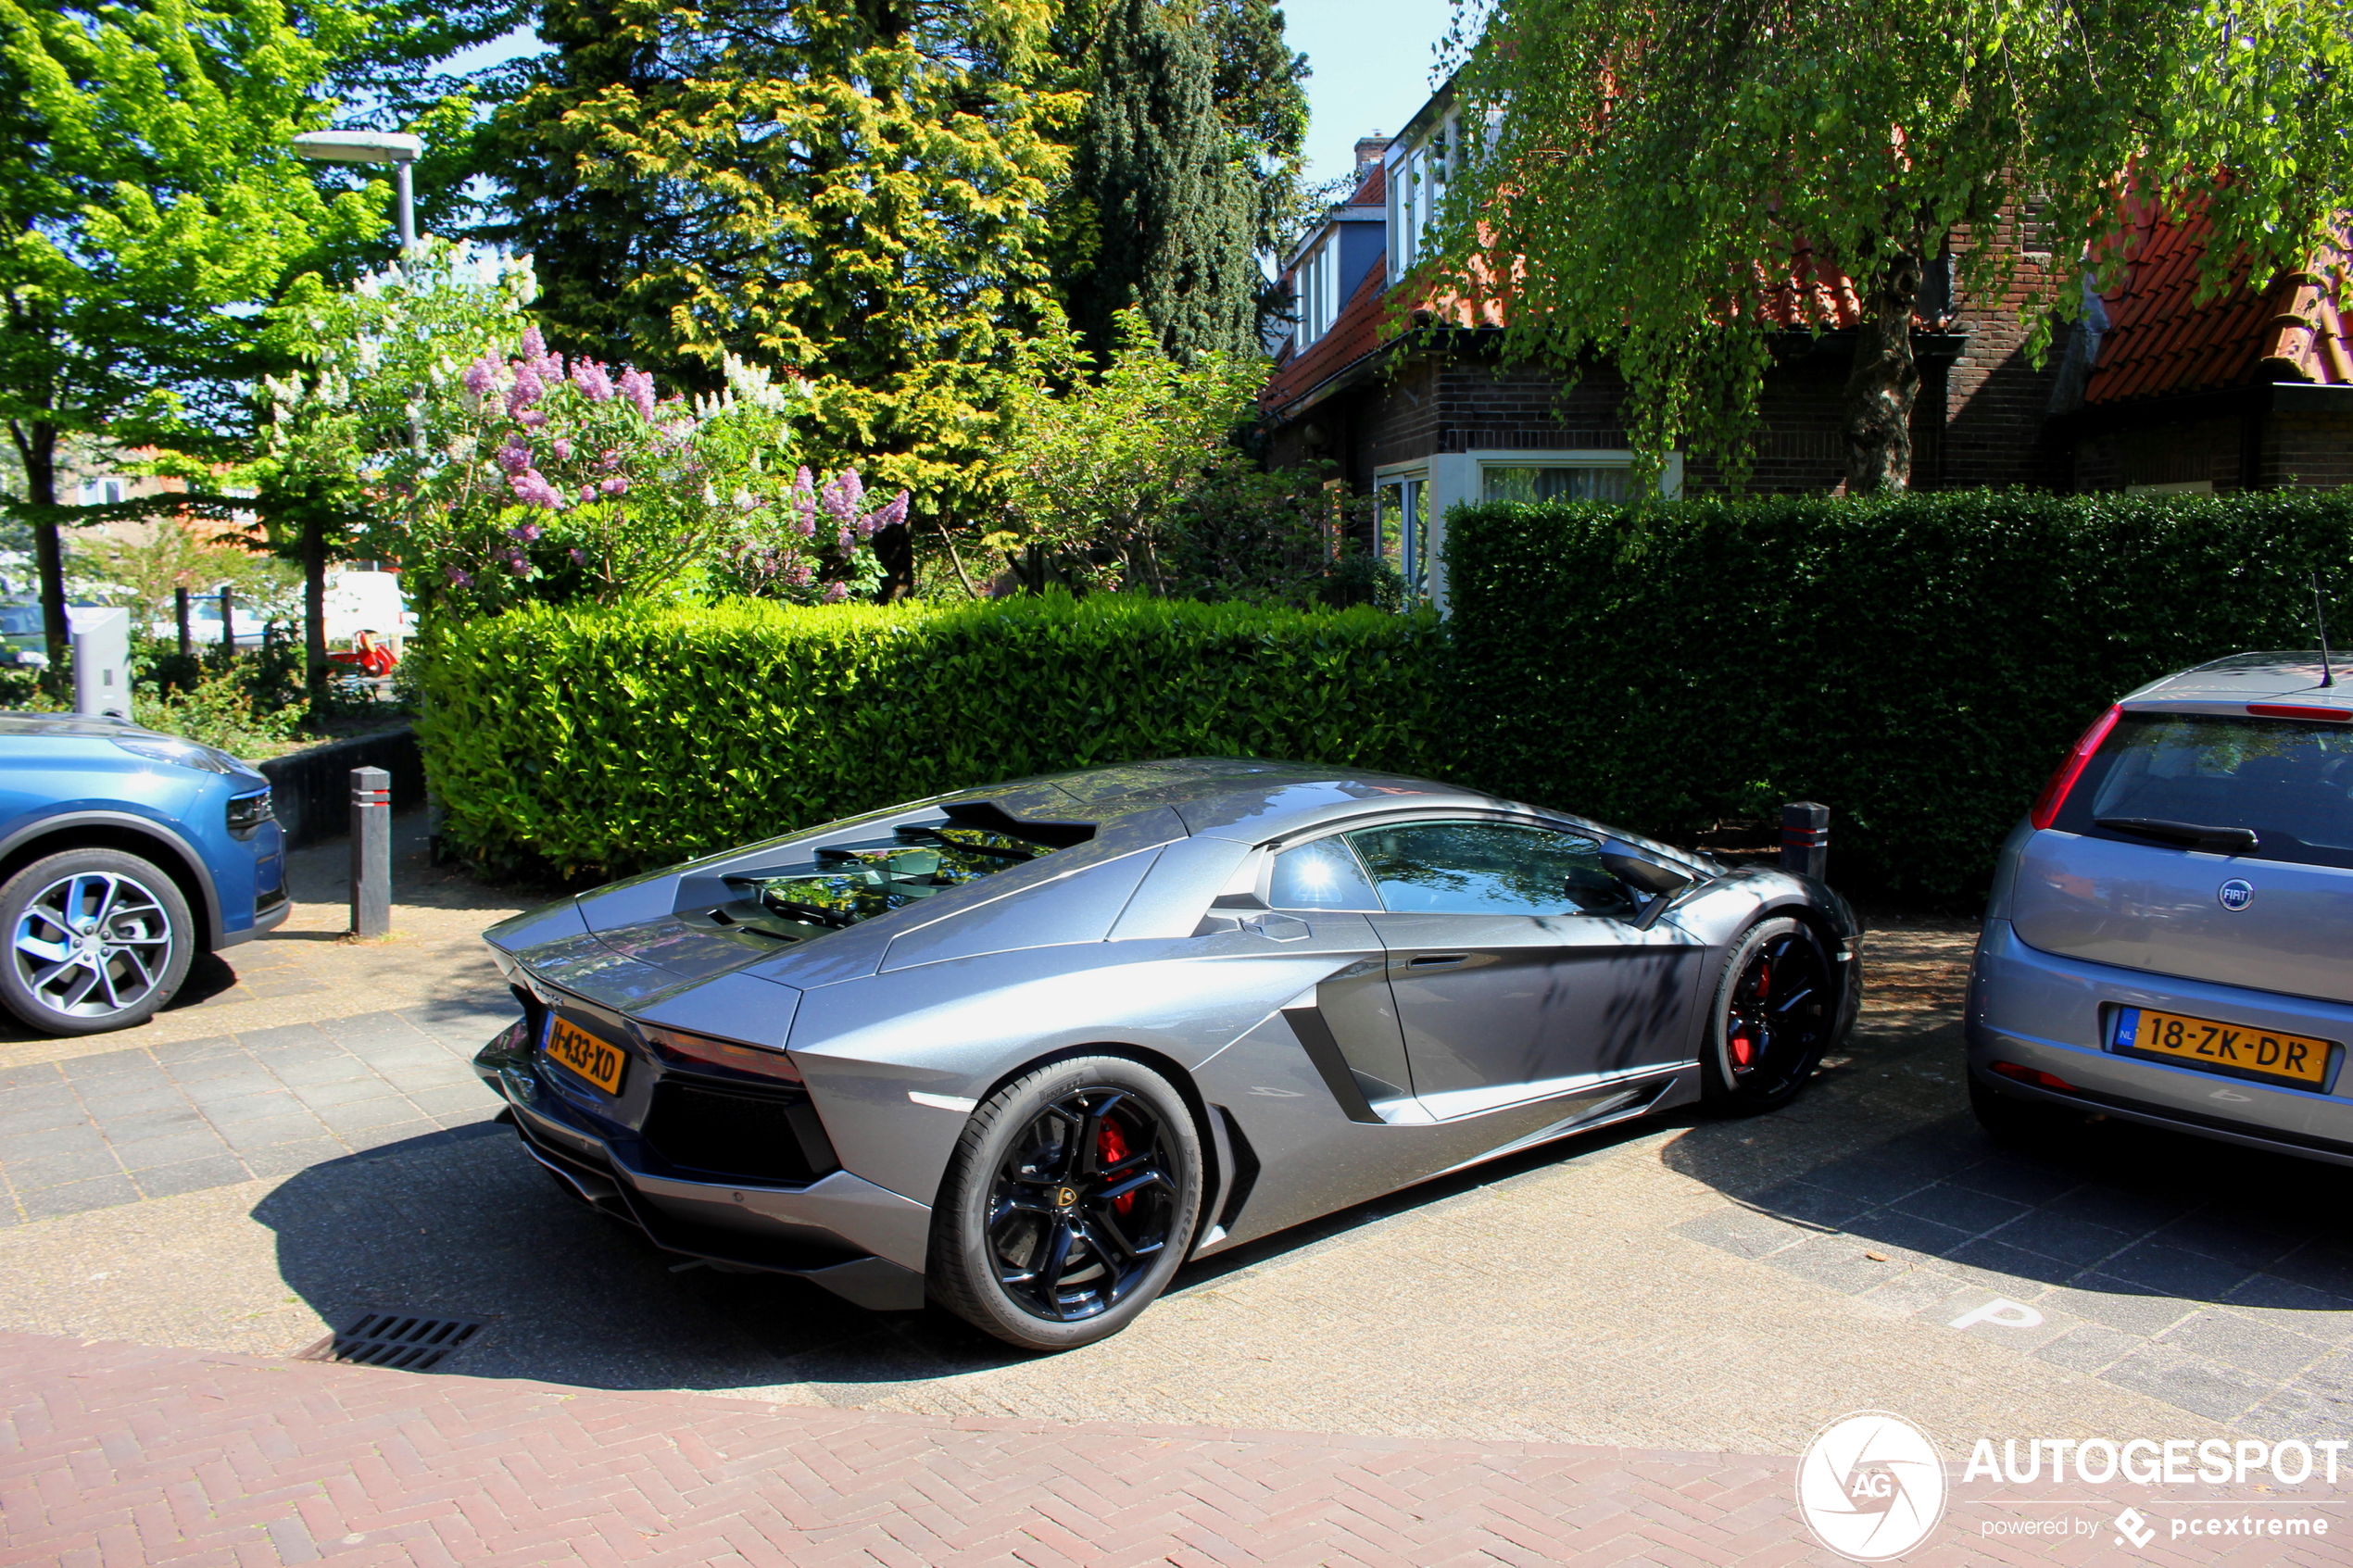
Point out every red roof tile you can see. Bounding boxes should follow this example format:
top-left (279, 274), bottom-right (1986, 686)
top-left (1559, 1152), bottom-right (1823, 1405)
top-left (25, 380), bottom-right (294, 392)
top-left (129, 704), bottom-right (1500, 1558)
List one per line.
top-left (1263, 260), bottom-right (1393, 415)
top-left (2084, 207), bottom-right (2350, 405)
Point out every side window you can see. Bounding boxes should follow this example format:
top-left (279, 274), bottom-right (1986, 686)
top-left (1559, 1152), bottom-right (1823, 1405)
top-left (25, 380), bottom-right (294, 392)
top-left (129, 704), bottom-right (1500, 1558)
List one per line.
top-left (1267, 836), bottom-right (1381, 910)
top-left (1344, 822), bottom-right (1638, 918)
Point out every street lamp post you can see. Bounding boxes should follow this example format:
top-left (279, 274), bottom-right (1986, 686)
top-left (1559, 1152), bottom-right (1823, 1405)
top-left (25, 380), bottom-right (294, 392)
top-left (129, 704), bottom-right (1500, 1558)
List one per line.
top-left (291, 131), bottom-right (424, 250)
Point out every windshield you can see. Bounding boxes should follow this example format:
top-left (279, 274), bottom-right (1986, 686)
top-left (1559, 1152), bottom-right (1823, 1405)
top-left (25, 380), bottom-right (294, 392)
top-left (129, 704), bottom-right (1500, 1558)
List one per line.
top-left (2064, 712), bottom-right (2353, 868)
top-left (0, 606), bottom-right (42, 635)
top-left (730, 822), bottom-right (1058, 935)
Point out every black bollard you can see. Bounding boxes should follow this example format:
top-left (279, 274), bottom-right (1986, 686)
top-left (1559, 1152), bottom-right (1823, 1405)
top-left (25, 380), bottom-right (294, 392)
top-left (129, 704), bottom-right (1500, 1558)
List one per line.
top-left (1780, 801), bottom-right (1830, 881)
top-left (350, 766), bottom-right (391, 938)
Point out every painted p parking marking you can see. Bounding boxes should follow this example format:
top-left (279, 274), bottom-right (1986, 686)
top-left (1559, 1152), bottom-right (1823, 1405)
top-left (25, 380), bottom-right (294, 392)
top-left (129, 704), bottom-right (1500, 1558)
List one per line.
top-left (1949, 1298), bottom-right (2045, 1332)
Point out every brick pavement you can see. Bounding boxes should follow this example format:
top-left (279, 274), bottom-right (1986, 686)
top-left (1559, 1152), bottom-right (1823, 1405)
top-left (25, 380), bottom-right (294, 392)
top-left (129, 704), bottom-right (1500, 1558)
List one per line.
top-left (3, 1330), bottom-right (2346, 1568)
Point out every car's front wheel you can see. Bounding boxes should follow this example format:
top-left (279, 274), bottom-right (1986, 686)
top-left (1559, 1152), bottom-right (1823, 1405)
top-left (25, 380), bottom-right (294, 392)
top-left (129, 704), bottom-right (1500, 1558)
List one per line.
top-left (0, 848), bottom-right (195, 1035)
top-left (927, 1055), bottom-right (1202, 1351)
top-left (1701, 916), bottom-right (1836, 1114)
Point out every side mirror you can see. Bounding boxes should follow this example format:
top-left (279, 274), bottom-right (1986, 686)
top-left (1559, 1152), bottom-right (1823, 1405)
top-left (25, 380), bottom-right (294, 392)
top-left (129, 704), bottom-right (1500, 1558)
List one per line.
top-left (1601, 848), bottom-right (1692, 897)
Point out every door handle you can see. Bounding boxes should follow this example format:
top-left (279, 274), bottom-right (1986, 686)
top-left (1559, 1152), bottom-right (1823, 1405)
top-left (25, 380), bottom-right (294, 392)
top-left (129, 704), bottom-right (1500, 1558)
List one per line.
top-left (1407, 953), bottom-right (1469, 968)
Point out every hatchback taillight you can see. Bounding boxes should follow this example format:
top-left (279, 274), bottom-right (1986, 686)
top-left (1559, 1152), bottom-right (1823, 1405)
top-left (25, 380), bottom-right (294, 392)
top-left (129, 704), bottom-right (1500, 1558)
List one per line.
top-left (2028, 706), bottom-right (2120, 830)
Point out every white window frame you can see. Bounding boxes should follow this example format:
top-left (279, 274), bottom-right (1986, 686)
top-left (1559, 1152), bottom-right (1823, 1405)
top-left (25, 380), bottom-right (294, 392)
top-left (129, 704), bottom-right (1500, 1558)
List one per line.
top-left (1372, 463), bottom-right (1431, 604)
top-left (1392, 449), bottom-right (1682, 617)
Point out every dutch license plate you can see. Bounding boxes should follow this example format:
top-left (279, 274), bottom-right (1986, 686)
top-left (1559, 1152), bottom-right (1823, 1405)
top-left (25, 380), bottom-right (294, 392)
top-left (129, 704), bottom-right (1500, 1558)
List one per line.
top-left (2112, 1007), bottom-right (2334, 1088)
top-left (545, 1016), bottom-right (626, 1095)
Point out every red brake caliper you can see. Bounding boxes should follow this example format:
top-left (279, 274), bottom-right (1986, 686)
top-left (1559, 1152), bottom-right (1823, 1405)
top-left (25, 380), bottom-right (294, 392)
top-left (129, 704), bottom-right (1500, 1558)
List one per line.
top-left (1730, 960), bottom-right (1768, 1067)
top-left (1096, 1120), bottom-right (1135, 1214)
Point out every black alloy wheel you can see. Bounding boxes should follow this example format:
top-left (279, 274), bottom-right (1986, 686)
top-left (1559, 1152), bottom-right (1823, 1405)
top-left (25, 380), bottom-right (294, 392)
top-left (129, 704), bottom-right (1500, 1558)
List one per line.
top-left (1701, 916), bottom-right (1836, 1114)
top-left (929, 1056), bottom-right (1202, 1350)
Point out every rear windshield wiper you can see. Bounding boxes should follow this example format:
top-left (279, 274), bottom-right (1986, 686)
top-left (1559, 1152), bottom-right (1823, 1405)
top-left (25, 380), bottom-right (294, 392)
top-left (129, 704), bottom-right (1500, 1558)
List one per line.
top-left (2095, 817), bottom-right (2260, 854)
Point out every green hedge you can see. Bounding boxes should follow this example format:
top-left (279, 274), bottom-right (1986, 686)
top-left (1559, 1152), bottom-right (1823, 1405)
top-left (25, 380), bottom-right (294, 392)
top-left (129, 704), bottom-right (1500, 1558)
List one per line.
top-left (416, 595), bottom-right (1451, 879)
top-left (1444, 489), bottom-right (2353, 901)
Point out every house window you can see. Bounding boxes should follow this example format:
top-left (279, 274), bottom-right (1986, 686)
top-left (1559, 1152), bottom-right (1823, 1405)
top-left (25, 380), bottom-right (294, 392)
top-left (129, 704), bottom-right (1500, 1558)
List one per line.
top-left (1480, 466), bottom-right (1632, 504)
top-left (1294, 232), bottom-right (1342, 348)
top-left (1387, 113), bottom-right (1457, 282)
top-left (1376, 472), bottom-right (1429, 600)
top-left (80, 479), bottom-right (124, 506)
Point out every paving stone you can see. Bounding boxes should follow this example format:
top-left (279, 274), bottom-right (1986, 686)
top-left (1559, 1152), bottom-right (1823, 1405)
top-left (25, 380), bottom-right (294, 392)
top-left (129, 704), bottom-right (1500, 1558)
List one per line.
top-left (310, 1097), bottom-right (421, 1135)
top-left (1943, 1235), bottom-right (2082, 1290)
top-left (2103, 1240), bottom-right (2257, 1302)
top-left (1672, 1207), bottom-right (1809, 1261)
top-left (2267, 1246), bottom-right (2353, 1300)
top-left (2034, 1323), bottom-right (2143, 1376)
top-left (1761, 1233), bottom-right (1911, 1295)
top-left (236, 1023), bottom-right (335, 1054)
top-left (2220, 1274), bottom-right (2353, 1342)
top-left (0, 1092), bottom-right (82, 1135)
top-left (19, 1173), bottom-right (140, 1219)
top-left (1888, 1181), bottom-right (2032, 1236)
top-left (3, 1148), bottom-right (124, 1189)
top-left (1844, 1207), bottom-right (1973, 1261)
top-left (2101, 1341), bottom-right (2274, 1423)
top-left (0, 1123), bottom-right (109, 1158)
top-left (147, 1035), bottom-right (243, 1065)
top-left (162, 1053), bottom-right (278, 1085)
top-left (2152, 1210), bottom-right (2308, 1272)
top-left (104, 1131), bottom-right (232, 1171)
top-left (130, 1155), bottom-right (252, 1200)
top-left (237, 1137), bottom-right (350, 1180)
top-left (263, 1052), bottom-right (366, 1088)
top-left (2043, 1184), bottom-right (2193, 1236)
top-left (88, 1105), bottom-right (209, 1142)
top-left (215, 1114), bottom-right (331, 1151)
top-left (407, 1083), bottom-right (497, 1119)
top-left (287, 1075), bottom-right (401, 1110)
top-left (2236, 1383), bottom-right (2353, 1443)
top-left (2042, 1277), bottom-right (2201, 1337)
top-left (338, 1119), bottom-right (442, 1154)
top-left (1743, 1178), bottom-right (1875, 1230)
top-left (1942, 1156), bottom-right (2082, 1208)
top-left (2159, 1310), bottom-right (2334, 1383)
top-left (1794, 1151), bottom-right (1937, 1206)
top-left (1856, 1266), bottom-right (1968, 1319)
top-left (56, 1048), bottom-right (159, 1080)
top-left (1979, 1209), bottom-right (2134, 1270)
top-left (69, 1080), bottom-right (187, 1114)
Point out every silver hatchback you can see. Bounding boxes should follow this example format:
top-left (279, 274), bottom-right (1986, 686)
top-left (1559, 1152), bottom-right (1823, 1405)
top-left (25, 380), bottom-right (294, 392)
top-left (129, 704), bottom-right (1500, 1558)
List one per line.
top-left (1969, 651), bottom-right (2353, 1161)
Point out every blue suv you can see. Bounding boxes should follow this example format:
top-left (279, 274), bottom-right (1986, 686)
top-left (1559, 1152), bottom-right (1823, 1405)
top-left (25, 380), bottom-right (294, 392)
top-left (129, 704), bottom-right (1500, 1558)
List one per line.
top-left (0, 713), bottom-right (286, 1035)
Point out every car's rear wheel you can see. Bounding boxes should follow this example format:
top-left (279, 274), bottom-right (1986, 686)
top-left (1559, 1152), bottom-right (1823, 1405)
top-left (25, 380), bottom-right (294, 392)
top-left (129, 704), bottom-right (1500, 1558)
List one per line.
top-left (1701, 916), bottom-right (1835, 1114)
top-left (927, 1055), bottom-right (1202, 1351)
top-left (0, 848), bottom-right (194, 1035)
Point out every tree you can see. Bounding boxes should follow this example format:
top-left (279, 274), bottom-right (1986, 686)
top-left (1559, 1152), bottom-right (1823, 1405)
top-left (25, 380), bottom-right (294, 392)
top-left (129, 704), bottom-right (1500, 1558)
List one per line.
top-left (0, 0), bottom-right (384, 668)
top-left (1069, 0), bottom-right (1261, 364)
top-left (1197, 0), bottom-right (1309, 339)
top-left (484, 0), bottom-right (1081, 521)
top-left (1433, 0), bottom-right (2353, 493)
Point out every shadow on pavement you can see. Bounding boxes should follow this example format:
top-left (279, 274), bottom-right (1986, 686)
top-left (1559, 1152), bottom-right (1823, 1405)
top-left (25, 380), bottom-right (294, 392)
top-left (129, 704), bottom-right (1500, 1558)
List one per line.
top-left (250, 1092), bottom-right (1694, 1394)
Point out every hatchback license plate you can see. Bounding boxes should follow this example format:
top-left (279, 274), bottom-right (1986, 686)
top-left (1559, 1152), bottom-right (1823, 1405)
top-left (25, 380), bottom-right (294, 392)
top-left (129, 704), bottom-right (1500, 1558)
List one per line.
top-left (545, 1016), bottom-right (626, 1095)
top-left (2112, 1007), bottom-right (2334, 1088)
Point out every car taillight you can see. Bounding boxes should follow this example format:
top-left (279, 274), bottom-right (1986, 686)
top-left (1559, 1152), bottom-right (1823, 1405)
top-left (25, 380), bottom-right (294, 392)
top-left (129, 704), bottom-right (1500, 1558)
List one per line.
top-left (2028, 705), bottom-right (2120, 830)
top-left (1991, 1060), bottom-right (2081, 1093)
top-left (226, 788), bottom-right (272, 834)
top-left (635, 1022), bottom-right (804, 1085)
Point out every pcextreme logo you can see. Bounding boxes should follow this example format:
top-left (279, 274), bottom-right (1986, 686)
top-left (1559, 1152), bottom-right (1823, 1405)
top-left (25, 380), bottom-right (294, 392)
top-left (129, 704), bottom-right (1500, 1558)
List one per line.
top-left (1796, 1411), bottom-right (1949, 1562)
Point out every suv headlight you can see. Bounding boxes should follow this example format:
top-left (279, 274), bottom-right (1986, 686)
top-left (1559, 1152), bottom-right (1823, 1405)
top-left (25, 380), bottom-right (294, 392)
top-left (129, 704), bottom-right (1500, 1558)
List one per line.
top-left (113, 735), bottom-right (239, 774)
top-left (227, 788), bottom-right (273, 834)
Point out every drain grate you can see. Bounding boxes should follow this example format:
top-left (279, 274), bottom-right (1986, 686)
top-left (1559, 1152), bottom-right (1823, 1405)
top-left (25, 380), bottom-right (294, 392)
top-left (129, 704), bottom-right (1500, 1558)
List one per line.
top-left (297, 1311), bottom-right (486, 1371)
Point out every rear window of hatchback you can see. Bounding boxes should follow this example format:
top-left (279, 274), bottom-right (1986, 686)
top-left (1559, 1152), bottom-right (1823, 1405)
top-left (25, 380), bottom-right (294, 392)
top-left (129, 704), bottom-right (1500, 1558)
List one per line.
top-left (2054, 711), bottom-right (2353, 870)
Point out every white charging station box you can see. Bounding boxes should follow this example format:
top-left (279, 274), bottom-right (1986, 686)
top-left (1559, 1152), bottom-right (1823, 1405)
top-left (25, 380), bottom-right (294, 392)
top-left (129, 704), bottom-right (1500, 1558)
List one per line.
top-left (66, 606), bottom-right (132, 720)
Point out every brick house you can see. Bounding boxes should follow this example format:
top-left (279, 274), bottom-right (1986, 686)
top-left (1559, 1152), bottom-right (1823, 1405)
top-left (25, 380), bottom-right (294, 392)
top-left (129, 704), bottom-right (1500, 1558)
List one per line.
top-left (1264, 87), bottom-right (2353, 608)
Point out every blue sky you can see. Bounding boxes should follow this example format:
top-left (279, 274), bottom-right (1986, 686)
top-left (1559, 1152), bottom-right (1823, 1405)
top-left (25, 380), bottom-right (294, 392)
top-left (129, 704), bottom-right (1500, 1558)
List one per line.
top-left (1287, 0), bottom-right (1461, 192)
top-left (441, 2), bottom-right (1465, 199)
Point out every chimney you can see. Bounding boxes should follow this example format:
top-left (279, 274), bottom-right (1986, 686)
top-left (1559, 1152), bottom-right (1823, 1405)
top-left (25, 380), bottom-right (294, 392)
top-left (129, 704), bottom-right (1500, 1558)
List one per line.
top-left (1353, 133), bottom-right (1390, 170)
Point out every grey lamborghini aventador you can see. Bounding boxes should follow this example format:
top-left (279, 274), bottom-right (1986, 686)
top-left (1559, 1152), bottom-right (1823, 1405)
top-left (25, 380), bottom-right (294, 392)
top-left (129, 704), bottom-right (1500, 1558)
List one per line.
top-left (472, 759), bottom-right (1861, 1348)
